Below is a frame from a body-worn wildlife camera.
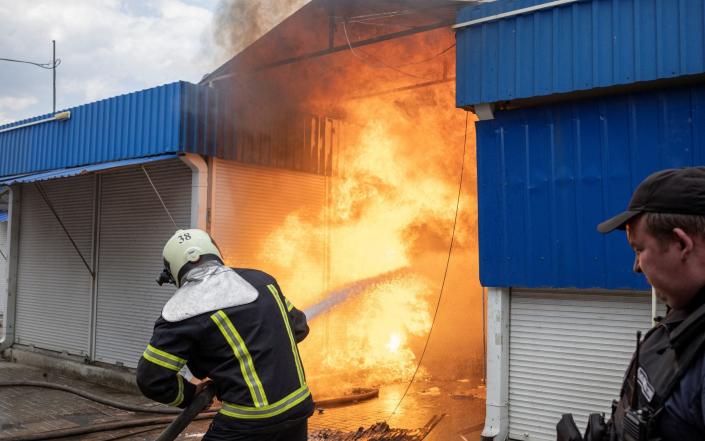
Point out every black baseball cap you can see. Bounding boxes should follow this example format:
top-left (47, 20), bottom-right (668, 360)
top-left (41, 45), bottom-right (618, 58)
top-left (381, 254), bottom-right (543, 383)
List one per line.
top-left (597, 167), bottom-right (705, 233)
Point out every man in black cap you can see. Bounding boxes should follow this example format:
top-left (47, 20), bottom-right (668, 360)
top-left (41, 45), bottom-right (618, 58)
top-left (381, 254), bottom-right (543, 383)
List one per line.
top-left (595, 167), bottom-right (705, 441)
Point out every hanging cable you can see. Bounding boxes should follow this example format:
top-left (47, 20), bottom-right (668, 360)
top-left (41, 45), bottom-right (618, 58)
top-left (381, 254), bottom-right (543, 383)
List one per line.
top-left (339, 9), bottom-right (416, 22)
top-left (387, 111), bottom-right (470, 421)
top-left (34, 182), bottom-right (95, 277)
top-left (141, 165), bottom-right (178, 230)
top-left (342, 21), bottom-right (437, 81)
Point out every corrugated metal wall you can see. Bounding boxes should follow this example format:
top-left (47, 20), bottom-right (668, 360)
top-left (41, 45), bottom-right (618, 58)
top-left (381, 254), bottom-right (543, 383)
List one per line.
top-left (15, 176), bottom-right (95, 356)
top-left (476, 83), bottom-right (705, 290)
top-left (0, 81), bottom-right (340, 182)
top-left (95, 160), bottom-right (191, 367)
top-left (0, 83), bottom-right (183, 177)
top-left (181, 82), bottom-right (340, 176)
top-left (456, 0), bottom-right (705, 107)
top-left (211, 159), bottom-right (328, 298)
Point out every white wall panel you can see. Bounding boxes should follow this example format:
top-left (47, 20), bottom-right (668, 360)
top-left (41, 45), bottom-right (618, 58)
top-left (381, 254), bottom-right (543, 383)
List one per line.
top-left (15, 177), bottom-right (94, 356)
top-left (508, 289), bottom-right (666, 441)
top-left (94, 160), bottom-right (191, 367)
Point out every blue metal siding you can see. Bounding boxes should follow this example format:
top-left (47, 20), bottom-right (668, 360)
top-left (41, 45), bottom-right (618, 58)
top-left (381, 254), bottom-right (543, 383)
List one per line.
top-left (477, 84), bottom-right (705, 290)
top-left (0, 154), bottom-right (178, 186)
top-left (0, 83), bottom-right (184, 177)
top-left (456, 0), bottom-right (705, 107)
top-left (181, 82), bottom-right (222, 158)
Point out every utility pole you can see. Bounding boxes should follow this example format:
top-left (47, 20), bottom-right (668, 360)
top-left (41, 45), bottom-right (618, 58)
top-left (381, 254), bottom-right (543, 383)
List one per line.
top-left (0, 41), bottom-right (59, 114)
top-left (53, 40), bottom-right (56, 113)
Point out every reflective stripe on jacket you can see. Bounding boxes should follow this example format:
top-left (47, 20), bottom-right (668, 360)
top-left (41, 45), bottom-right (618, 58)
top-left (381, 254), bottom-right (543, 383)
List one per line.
top-left (136, 268), bottom-right (313, 429)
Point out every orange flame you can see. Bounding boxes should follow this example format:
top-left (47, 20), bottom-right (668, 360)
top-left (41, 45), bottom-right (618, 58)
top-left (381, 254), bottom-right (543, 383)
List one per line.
top-left (257, 82), bottom-right (479, 390)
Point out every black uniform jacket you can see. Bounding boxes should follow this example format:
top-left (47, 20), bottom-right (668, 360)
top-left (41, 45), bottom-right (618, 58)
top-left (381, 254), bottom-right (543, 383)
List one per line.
top-left (136, 268), bottom-right (313, 430)
top-left (613, 291), bottom-right (705, 441)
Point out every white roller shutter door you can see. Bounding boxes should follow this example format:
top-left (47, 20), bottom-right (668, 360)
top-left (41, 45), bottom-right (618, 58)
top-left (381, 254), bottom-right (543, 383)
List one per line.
top-left (508, 289), bottom-right (666, 441)
top-left (211, 160), bottom-right (327, 296)
top-left (94, 160), bottom-right (191, 367)
top-left (15, 176), bottom-right (95, 356)
top-left (0, 221), bottom-right (7, 320)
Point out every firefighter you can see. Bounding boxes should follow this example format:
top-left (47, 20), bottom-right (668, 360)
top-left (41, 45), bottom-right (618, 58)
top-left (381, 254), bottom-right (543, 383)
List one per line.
top-left (136, 229), bottom-right (313, 441)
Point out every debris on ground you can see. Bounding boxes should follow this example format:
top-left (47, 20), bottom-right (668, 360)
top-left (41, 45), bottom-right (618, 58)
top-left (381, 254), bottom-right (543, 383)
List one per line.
top-left (418, 387), bottom-right (441, 396)
top-left (450, 384), bottom-right (486, 400)
top-left (309, 414), bottom-right (445, 441)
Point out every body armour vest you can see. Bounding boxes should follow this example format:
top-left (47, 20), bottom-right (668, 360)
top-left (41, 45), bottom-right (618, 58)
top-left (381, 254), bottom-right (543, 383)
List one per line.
top-left (612, 297), bottom-right (705, 441)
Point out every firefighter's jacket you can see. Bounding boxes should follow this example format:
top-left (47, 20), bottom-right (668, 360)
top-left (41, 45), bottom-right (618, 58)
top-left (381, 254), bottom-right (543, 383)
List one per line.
top-left (136, 264), bottom-right (313, 429)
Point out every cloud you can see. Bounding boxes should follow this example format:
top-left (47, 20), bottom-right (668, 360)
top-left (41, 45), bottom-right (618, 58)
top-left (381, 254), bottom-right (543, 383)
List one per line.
top-left (0, 0), bottom-right (224, 124)
top-left (0, 96), bottom-right (40, 125)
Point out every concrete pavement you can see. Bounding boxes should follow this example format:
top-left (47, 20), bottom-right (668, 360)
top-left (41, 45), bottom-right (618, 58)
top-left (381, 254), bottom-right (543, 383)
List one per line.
top-left (0, 361), bottom-right (484, 440)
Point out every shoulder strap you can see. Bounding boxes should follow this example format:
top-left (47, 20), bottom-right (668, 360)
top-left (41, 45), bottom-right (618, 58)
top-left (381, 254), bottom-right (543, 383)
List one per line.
top-left (654, 301), bottom-right (705, 407)
top-left (669, 300), bottom-right (705, 351)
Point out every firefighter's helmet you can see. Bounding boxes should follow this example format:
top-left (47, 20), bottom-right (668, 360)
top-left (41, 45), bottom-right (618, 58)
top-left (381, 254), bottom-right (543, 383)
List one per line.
top-left (162, 229), bottom-right (222, 287)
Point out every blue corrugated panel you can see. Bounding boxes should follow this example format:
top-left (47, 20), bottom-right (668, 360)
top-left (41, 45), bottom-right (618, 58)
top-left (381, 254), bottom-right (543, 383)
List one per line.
top-left (181, 82), bottom-right (223, 158)
top-left (477, 83), bottom-right (705, 290)
top-left (0, 82), bottom-right (184, 177)
top-left (456, 0), bottom-right (705, 107)
top-left (0, 154), bottom-right (178, 186)
top-left (0, 212), bottom-right (6, 223)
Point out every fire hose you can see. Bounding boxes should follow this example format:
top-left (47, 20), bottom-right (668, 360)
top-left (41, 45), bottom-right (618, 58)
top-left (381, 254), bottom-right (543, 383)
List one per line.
top-left (0, 381), bottom-right (378, 441)
top-left (154, 383), bottom-right (216, 441)
top-left (0, 381), bottom-right (217, 441)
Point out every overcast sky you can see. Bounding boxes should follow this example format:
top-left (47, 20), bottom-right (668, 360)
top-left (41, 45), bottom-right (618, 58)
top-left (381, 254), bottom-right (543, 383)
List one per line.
top-left (0, 0), bottom-right (226, 125)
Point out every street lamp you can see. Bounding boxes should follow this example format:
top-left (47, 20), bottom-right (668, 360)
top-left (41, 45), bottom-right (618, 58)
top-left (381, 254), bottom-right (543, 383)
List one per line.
top-left (0, 40), bottom-right (61, 113)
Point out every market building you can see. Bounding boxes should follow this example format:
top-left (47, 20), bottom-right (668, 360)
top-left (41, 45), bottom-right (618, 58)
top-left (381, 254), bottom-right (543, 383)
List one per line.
top-left (0, 0), bottom-right (483, 407)
top-left (4, 0), bottom-right (698, 439)
top-left (455, 0), bottom-right (705, 440)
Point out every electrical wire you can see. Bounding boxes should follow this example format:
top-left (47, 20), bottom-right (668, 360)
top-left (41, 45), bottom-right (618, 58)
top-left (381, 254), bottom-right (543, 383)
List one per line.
top-left (343, 22), bottom-right (456, 81)
top-left (386, 111), bottom-right (470, 421)
top-left (0, 57), bottom-right (61, 70)
top-left (338, 9), bottom-right (424, 31)
top-left (388, 43), bottom-right (456, 68)
top-left (141, 165), bottom-right (178, 230)
top-left (337, 9), bottom-right (416, 23)
top-left (342, 21), bottom-right (435, 81)
top-left (344, 20), bottom-right (416, 30)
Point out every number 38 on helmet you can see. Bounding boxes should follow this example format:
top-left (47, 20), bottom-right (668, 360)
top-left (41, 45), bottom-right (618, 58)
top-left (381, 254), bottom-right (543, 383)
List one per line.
top-left (157, 229), bottom-right (223, 287)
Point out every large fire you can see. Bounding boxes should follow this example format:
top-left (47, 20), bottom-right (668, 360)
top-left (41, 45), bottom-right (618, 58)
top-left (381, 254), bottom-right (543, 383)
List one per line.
top-left (212, 1), bottom-right (483, 402)
top-left (254, 86), bottom-right (479, 393)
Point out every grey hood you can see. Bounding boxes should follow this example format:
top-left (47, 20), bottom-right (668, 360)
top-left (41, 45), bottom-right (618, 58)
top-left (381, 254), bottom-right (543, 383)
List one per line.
top-left (161, 261), bottom-right (259, 322)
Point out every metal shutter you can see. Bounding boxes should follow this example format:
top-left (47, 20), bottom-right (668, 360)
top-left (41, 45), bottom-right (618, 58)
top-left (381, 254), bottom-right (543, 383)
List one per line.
top-left (211, 160), bottom-right (327, 296)
top-left (0, 221), bottom-right (7, 320)
top-left (94, 160), bottom-right (191, 367)
top-left (508, 289), bottom-right (666, 441)
top-left (15, 176), bottom-right (95, 356)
